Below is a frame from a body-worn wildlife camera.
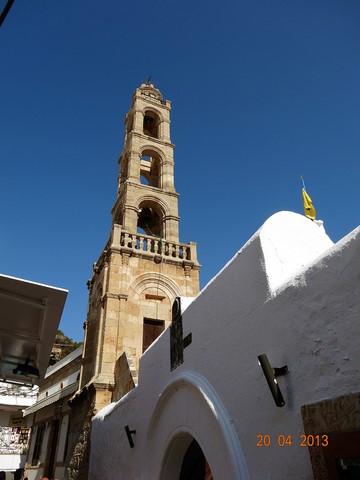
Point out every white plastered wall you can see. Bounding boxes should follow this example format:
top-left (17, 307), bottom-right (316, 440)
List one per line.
top-left (90, 211), bottom-right (360, 480)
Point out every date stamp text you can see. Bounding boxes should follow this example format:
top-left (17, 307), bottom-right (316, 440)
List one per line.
top-left (256, 434), bottom-right (329, 447)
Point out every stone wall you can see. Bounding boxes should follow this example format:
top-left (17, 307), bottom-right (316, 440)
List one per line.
top-left (66, 388), bottom-right (95, 480)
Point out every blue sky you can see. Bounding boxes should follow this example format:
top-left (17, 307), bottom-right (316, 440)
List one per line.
top-left (1, 0), bottom-right (360, 342)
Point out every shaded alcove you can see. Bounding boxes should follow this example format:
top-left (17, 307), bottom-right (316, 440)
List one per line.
top-left (143, 110), bottom-right (160, 138)
top-left (179, 439), bottom-right (214, 480)
top-left (137, 202), bottom-right (163, 237)
top-left (119, 155), bottom-right (129, 185)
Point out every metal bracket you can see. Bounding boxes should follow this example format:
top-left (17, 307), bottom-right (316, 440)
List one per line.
top-left (274, 365), bottom-right (288, 377)
top-left (170, 297), bottom-right (192, 371)
top-left (183, 332), bottom-right (192, 349)
top-left (258, 354), bottom-right (288, 408)
top-left (125, 425), bottom-right (136, 448)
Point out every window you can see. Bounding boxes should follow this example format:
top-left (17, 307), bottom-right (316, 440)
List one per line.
top-left (45, 419), bottom-right (60, 479)
top-left (32, 423), bottom-right (45, 465)
top-left (142, 318), bottom-right (165, 353)
top-left (323, 431), bottom-right (360, 480)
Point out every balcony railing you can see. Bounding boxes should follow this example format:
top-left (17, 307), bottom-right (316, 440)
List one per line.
top-left (120, 232), bottom-right (191, 261)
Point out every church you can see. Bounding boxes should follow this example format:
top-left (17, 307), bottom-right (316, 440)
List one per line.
top-left (25, 83), bottom-right (360, 480)
top-left (89, 207), bottom-right (360, 479)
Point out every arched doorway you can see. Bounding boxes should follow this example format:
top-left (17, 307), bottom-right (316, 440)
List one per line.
top-left (179, 438), bottom-right (214, 480)
top-left (146, 372), bottom-right (249, 480)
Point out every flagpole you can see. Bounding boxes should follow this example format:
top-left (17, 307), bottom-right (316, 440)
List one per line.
top-left (300, 176), bottom-right (306, 191)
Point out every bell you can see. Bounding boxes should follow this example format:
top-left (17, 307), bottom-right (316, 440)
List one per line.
top-left (138, 208), bottom-right (154, 233)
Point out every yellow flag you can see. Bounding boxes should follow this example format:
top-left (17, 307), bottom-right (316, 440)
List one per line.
top-left (302, 188), bottom-right (316, 220)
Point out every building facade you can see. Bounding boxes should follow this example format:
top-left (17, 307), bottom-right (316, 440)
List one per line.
top-left (24, 347), bottom-right (82, 480)
top-left (67, 83), bottom-right (200, 479)
top-left (0, 383), bottom-right (37, 474)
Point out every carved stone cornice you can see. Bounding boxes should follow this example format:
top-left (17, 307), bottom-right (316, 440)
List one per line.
top-left (124, 181), bottom-right (180, 199)
top-left (103, 292), bottom-right (128, 301)
top-left (129, 130), bottom-right (175, 148)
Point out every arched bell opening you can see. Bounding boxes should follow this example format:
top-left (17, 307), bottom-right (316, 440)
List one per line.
top-left (143, 110), bottom-right (160, 138)
top-left (125, 112), bottom-right (134, 134)
top-left (113, 207), bottom-right (124, 226)
top-left (140, 174), bottom-right (150, 186)
top-left (119, 155), bottom-right (129, 184)
top-left (140, 150), bottom-right (161, 188)
top-left (137, 201), bottom-right (163, 237)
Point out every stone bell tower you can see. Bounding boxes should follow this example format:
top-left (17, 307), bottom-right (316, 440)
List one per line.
top-left (67, 82), bottom-right (200, 480)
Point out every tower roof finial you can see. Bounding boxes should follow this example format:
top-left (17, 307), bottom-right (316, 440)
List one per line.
top-left (139, 79), bottom-right (163, 101)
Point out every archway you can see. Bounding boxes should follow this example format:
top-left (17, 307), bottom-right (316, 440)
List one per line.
top-left (140, 149), bottom-right (161, 188)
top-left (145, 372), bottom-right (250, 480)
top-left (143, 110), bottom-right (160, 138)
top-left (179, 438), bottom-right (214, 480)
top-left (137, 199), bottom-right (166, 237)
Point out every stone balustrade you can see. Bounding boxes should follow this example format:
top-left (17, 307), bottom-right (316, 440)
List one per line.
top-left (92, 228), bottom-right (198, 274)
top-left (120, 231), bottom-right (192, 261)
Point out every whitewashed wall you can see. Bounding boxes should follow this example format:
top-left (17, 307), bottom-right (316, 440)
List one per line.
top-left (90, 211), bottom-right (360, 480)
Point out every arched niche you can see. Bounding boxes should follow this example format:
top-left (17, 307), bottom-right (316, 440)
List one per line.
top-left (127, 273), bottom-right (181, 356)
top-left (143, 110), bottom-right (161, 138)
top-left (113, 204), bottom-right (124, 226)
top-left (129, 273), bottom-right (181, 301)
top-left (137, 199), bottom-right (165, 237)
top-left (125, 112), bottom-right (134, 134)
top-left (119, 154), bottom-right (129, 185)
